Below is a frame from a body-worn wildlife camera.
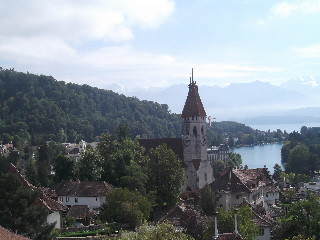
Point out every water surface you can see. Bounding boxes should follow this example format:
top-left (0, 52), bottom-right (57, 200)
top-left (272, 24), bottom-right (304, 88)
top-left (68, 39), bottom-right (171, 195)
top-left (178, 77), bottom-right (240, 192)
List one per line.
top-left (229, 142), bottom-right (283, 174)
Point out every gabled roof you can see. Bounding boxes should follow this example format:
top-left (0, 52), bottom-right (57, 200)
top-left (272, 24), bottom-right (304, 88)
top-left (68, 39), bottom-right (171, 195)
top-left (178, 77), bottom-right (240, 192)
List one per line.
top-left (211, 167), bottom-right (274, 193)
top-left (158, 203), bottom-right (186, 224)
top-left (240, 199), bottom-right (274, 227)
top-left (181, 80), bottom-right (206, 118)
top-left (8, 163), bottom-right (68, 213)
top-left (67, 205), bottom-right (89, 220)
top-left (138, 138), bottom-right (183, 161)
top-left (51, 180), bottom-right (114, 197)
top-left (0, 226), bottom-right (30, 240)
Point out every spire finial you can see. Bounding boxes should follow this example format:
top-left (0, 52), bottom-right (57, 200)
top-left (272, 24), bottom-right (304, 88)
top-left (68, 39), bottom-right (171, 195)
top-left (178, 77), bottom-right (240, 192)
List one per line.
top-left (192, 68), bottom-right (194, 83)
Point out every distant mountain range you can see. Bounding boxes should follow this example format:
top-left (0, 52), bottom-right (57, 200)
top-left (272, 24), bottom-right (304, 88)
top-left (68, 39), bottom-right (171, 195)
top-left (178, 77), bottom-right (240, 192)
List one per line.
top-left (107, 77), bottom-right (320, 125)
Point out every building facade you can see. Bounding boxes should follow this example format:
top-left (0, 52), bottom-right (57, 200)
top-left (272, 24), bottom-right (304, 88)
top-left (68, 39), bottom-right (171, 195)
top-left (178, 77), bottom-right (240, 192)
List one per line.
top-left (207, 144), bottom-right (229, 163)
top-left (181, 69), bottom-right (214, 191)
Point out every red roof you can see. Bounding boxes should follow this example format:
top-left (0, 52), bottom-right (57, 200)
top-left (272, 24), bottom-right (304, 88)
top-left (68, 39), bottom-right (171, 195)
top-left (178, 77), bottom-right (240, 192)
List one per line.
top-left (0, 226), bottom-right (30, 240)
top-left (181, 81), bottom-right (206, 118)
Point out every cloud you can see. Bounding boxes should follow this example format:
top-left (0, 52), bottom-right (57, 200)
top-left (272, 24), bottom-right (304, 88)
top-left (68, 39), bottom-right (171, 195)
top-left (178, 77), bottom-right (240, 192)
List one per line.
top-left (0, 0), bottom-right (175, 87)
top-left (271, 0), bottom-right (320, 18)
top-left (0, 0), bottom-right (174, 42)
top-left (291, 44), bottom-right (320, 58)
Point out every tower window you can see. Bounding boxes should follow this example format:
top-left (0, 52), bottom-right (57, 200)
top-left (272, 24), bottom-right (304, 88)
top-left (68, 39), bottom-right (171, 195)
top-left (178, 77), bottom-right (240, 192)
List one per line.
top-left (193, 126), bottom-right (197, 136)
top-left (201, 126), bottom-right (204, 135)
top-left (186, 126), bottom-right (189, 135)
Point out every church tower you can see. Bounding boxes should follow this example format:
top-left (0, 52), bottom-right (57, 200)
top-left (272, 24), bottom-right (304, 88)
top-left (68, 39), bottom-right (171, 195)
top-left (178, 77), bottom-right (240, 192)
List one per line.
top-left (181, 69), bottom-right (214, 191)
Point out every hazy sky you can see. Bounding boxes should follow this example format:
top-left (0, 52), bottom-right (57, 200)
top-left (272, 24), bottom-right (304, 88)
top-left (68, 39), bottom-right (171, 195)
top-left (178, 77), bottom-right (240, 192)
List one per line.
top-left (1, 0), bottom-right (320, 90)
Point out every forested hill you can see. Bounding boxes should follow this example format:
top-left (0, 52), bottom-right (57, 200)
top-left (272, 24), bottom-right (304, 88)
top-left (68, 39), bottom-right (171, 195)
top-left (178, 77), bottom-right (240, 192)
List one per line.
top-left (0, 68), bottom-right (182, 144)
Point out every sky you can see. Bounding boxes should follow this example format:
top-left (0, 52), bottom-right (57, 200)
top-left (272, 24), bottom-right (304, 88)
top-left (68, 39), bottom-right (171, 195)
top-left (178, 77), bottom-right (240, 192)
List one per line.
top-left (1, 0), bottom-right (320, 90)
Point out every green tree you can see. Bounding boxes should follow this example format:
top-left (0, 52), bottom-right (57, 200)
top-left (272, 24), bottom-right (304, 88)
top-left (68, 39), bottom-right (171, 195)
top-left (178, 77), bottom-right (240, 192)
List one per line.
top-left (285, 144), bottom-right (309, 174)
top-left (180, 209), bottom-right (207, 239)
top-left (0, 173), bottom-right (55, 240)
top-left (273, 163), bottom-right (282, 181)
top-left (98, 132), bottom-right (145, 186)
top-left (54, 154), bottom-right (76, 183)
top-left (212, 159), bottom-right (225, 178)
top-left (120, 161), bottom-right (148, 195)
top-left (281, 141), bottom-right (295, 164)
top-left (273, 192), bottom-right (320, 239)
top-left (228, 152), bottom-right (242, 167)
top-left (79, 148), bottom-right (103, 181)
top-left (146, 143), bottom-right (185, 207)
top-left (100, 188), bottom-right (151, 227)
top-left (203, 206), bottom-right (259, 240)
top-left (199, 183), bottom-right (216, 215)
top-left (26, 159), bottom-right (40, 187)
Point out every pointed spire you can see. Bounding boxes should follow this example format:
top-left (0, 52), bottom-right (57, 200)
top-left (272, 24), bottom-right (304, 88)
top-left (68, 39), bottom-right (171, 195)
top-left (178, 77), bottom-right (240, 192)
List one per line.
top-left (182, 69), bottom-right (206, 118)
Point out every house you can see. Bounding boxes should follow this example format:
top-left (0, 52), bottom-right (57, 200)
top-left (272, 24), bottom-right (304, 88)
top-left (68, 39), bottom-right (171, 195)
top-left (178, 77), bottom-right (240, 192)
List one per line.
top-left (240, 199), bottom-right (274, 240)
top-left (207, 144), bottom-right (229, 163)
top-left (50, 180), bottom-right (114, 210)
top-left (211, 166), bottom-right (279, 211)
top-left (8, 163), bottom-right (68, 228)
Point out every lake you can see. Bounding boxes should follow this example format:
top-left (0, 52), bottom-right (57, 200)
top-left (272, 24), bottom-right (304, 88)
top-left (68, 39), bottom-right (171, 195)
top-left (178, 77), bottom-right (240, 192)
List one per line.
top-left (229, 142), bottom-right (283, 174)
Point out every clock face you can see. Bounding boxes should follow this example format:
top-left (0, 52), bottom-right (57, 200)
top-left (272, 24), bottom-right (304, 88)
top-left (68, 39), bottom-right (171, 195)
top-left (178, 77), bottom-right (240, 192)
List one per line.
top-left (201, 136), bottom-right (207, 146)
top-left (183, 136), bottom-right (191, 148)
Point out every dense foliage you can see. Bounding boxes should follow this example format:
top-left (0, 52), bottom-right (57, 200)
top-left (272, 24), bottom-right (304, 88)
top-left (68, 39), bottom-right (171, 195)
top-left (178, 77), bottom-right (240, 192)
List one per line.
top-left (273, 193), bottom-right (320, 239)
top-left (0, 68), bottom-right (181, 144)
top-left (0, 173), bottom-right (55, 240)
top-left (281, 128), bottom-right (320, 175)
top-left (99, 187), bottom-right (151, 227)
top-left (203, 206), bottom-right (259, 240)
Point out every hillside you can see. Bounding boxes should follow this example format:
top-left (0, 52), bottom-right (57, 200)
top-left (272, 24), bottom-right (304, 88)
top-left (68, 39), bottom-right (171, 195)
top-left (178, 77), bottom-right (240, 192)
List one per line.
top-left (0, 69), bottom-right (182, 143)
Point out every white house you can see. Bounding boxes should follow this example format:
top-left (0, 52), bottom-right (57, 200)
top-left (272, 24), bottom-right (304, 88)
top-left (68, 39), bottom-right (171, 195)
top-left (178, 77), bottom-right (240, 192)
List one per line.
top-left (50, 180), bottom-right (114, 210)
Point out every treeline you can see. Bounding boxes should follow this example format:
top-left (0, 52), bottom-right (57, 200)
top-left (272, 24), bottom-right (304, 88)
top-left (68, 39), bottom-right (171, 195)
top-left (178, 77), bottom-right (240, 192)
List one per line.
top-left (208, 121), bottom-right (285, 147)
top-left (0, 68), bottom-right (181, 144)
top-left (281, 127), bottom-right (320, 175)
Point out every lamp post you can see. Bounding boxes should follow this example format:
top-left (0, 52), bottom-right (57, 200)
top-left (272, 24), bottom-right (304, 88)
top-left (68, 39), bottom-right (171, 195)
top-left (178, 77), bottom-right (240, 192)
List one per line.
top-left (213, 210), bottom-right (219, 239)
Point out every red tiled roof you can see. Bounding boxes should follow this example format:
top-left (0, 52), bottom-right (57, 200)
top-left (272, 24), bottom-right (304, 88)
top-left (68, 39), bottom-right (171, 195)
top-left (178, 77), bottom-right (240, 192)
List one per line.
top-left (51, 180), bottom-right (114, 197)
top-left (264, 185), bottom-right (280, 193)
top-left (0, 226), bottom-right (30, 240)
top-left (211, 167), bottom-right (274, 194)
top-left (67, 205), bottom-right (89, 220)
top-left (181, 81), bottom-right (206, 118)
top-left (8, 163), bottom-right (68, 213)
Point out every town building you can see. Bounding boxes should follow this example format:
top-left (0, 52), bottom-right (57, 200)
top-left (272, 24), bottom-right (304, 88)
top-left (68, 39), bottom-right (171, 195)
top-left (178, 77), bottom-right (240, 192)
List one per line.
top-left (50, 180), bottom-right (114, 210)
top-left (139, 69), bottom-right (214, 192)
top-left (211, 166), bottom-right (279, 211)
top-left (207, 144), bottom-right (229, 163)
top-left (181, 70), bottom-right (214, 191)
